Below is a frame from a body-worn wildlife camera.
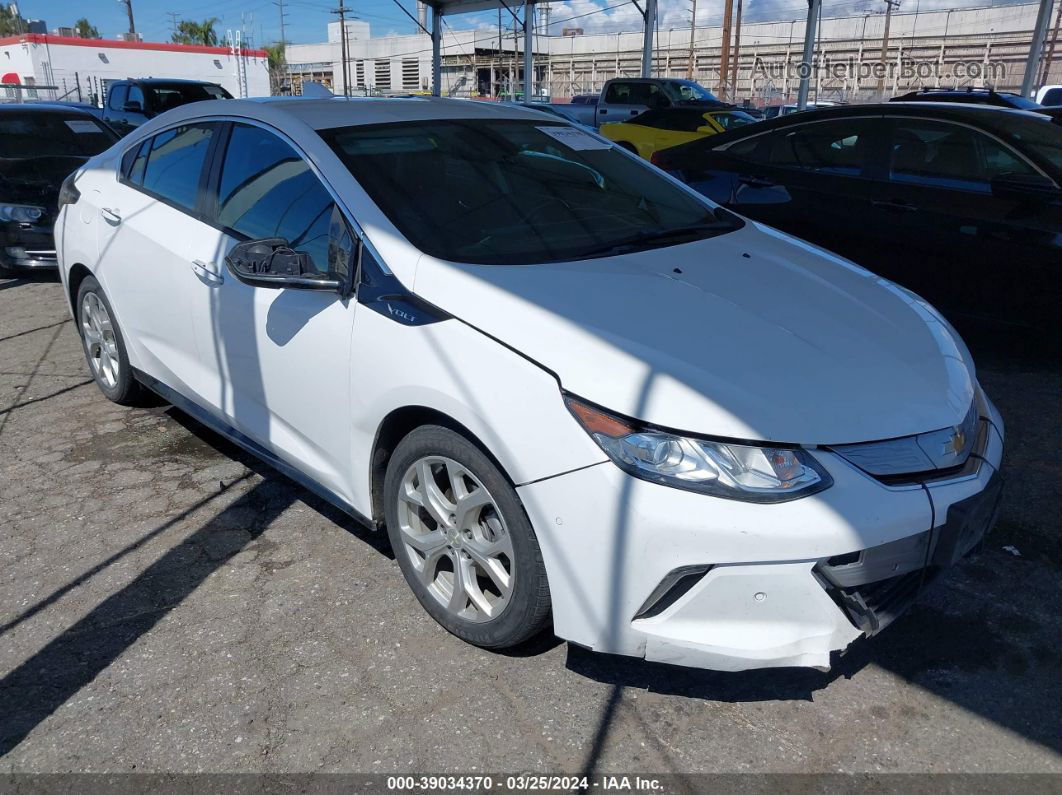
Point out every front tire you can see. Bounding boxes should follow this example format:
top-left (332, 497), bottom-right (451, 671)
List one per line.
top-left (384, 425), bottom-right (551, 649)
top-left (76, 276), bottom-right (149, 406)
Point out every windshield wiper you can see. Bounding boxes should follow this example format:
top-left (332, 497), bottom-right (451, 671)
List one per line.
top-left (575, 220), bottom-right (737, 259)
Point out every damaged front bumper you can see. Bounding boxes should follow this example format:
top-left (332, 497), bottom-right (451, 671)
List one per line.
top-left (517, 399), bottom-right (1005, 672)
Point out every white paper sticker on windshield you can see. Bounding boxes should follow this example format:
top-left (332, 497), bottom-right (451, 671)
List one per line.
top-left (536, 125), bottom-right (610, 150)
top-left (65, 119), bottom-right (100, 134)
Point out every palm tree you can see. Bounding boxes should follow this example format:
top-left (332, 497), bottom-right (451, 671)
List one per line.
top-left (73, 18), bottom-right (99, 38)
top-left (264, 42), bottom-right (285, 71)
top-left (172, 18), bottom-right (220, 47)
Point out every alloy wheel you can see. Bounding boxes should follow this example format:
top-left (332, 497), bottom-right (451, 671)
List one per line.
top-left (396, 456), bottom-right (515, 623)
top-left (81, 292), bottom-right (120, 389)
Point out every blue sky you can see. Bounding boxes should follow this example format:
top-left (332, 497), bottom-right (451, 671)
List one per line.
top-left (25, 0), bottom-right (1023, 49)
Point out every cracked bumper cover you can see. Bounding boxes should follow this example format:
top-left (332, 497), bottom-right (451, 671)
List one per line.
top-left (517, 400), bottom-right (1004, 672)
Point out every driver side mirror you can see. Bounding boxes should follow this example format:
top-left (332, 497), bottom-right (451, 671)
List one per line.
top-left (990, 173), bottom-right (1062, 202)
top-left (123, 100), bottom-right (143, 113)
top-left (225, 238), bottom-right (343, 292)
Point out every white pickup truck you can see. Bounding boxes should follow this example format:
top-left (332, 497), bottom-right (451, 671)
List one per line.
top-left (552, 77), bottom-right (721, 129)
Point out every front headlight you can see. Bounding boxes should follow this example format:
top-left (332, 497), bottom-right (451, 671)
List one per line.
top-left (566, 396), bottom-right (832, 503)
top-left (0, 204), bottom-right (45, 223)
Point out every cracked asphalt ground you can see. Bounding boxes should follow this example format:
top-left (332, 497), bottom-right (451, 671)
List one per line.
top-left (1, 274), bottom-right (1060, 775)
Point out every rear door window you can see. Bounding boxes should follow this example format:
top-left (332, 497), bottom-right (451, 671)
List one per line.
top-left (888, 119), bottom-right (1037, 192)
top-left (138, 123), bottom-right (217, 212)
top-left (768, 119), bottom-right (875, 176)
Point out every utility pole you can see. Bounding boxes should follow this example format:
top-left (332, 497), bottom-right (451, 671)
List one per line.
top-left (876, 0), bottom-right (900, 98)
top-left (119, 0), bottom-right (136, 37)
top-left (718, 0), bottom-right (734, 99)
top-left (332, 0), bottom-right (351, 96)
top-left (730, 0), bottom-right (743, 100)
top-left (1040, 0), bottom-right (1061, 87)
top-left (1022, 0), bottom-right (1054, 96)
top-left (276, 0), bottom-right (287, 49)
top-left (167, 11), bottom-right (180, 37)
top-left (686, 0), bottom-right (697, 79)
top-left (274, 0), bottom-right (288, 93)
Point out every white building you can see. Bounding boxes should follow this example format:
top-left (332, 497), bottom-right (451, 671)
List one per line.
top-left (0, 33), bottom-right (271, 103)
top-left (286, 2), bottom-right (1057, 102)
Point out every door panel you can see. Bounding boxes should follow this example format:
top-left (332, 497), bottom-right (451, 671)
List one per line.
top-left (96, 122), bottom-right (218, 396)
top-left (872, 117), bottom-right (1062, 340)
top-left (186, 122), bottom-right (356, 500)
top-left (724, 118), bottom-right (887, 264)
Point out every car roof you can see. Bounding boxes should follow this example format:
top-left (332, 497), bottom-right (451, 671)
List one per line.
top-left (124, 77), bottom-right (223, 85)
top-left (121, 95), bottom-right (566, 139)
top-left (678, 101), bottom-right (1052, 153)
top-left (0, 102), bottom-right (99, 116)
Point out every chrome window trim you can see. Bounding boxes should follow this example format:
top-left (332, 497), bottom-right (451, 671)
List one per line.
top-left (109, 112), bottom-right (392, 276)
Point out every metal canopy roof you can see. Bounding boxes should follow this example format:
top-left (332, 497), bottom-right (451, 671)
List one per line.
top-left (416, 0), bottom-right (659, 99)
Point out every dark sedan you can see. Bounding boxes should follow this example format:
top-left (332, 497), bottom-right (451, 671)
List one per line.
top-left (0, 104), bottom-right (119, 277)
top-left (651, 103), bottom-right (1062, 355)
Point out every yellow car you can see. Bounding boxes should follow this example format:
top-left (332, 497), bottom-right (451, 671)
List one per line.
top-left (600, 107), bottom-right (758, 161)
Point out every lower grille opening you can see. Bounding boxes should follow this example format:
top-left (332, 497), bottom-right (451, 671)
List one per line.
top-left (633, 565), bottom-right (712, 620)
top-left (818, 568), bottom-right (936, 636)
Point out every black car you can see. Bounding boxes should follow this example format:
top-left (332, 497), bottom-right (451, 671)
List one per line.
top-left (651, 104), bottom-right (1062, 354)
top-left (102, 78), bottom-right (232, 133)
top-left (891, 88), bottom-right (1042, 111)
top-left (0, 104), bottom-right (119, 277)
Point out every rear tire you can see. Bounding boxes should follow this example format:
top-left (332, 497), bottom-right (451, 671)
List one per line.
top-left (76, 276), bottom-right (150, 406)
top-left (384, 425), bottom-right (551, 649)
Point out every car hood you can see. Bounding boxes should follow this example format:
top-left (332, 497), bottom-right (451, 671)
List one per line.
top-left (0, 155), bottom-right (89, 209)
top-left (411, 222), bottom-right (977, 446)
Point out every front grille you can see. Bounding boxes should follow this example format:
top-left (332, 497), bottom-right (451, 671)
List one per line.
top-left (23, 249), bottom-right (57, 261)
top-left (829, 409), bottom-right (989, 487)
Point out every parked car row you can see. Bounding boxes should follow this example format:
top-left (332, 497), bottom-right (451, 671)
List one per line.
top-left (649, 102), bottom-right (1062, 353)
top-left (0, 104), bottom-right (119, 278)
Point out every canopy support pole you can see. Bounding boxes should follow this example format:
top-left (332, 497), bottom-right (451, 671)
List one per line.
top-left (641, 0), bottom-right (657, 76)
top-left (796, 0), bottom-right (820, 109)
top-left (432, 4), bottom-right (442, 97)
top-left (524, 1), bottom-right (534, 100)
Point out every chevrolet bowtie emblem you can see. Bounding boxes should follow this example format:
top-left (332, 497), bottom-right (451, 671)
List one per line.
top-left (943, 427), bottom-right (966, 457)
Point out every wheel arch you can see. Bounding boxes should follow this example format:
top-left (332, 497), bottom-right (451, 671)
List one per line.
top-left (369, 405), bottom-right (517, 527)
top-left (67, 263), bottom-right (95, 327)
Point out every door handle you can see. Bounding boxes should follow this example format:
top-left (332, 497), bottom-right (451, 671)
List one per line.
top-left (738, 175), bottom-right (776, 189)
top-left (101, 207), bottom-right (121, 223)
top-left (191, 259), bottom-right (224, 283)
top-left (872, 199), bottom-right (918, 212)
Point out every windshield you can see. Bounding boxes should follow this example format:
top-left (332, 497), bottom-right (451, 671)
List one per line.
top-left (0, 111), bottom-right (117, 158)
top-left (320, 119), bottom-right (741, 265)
top-left (145, 83), bottom-right (232, 113)
top-left (664, 81), bottom-right (719, 103)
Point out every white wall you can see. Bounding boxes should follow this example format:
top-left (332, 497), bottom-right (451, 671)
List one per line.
top-left (0, 35), bottom-right (270, 102)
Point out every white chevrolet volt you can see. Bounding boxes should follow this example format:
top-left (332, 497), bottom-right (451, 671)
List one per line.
top-left (55, 97), bottom-right (1004, 671)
